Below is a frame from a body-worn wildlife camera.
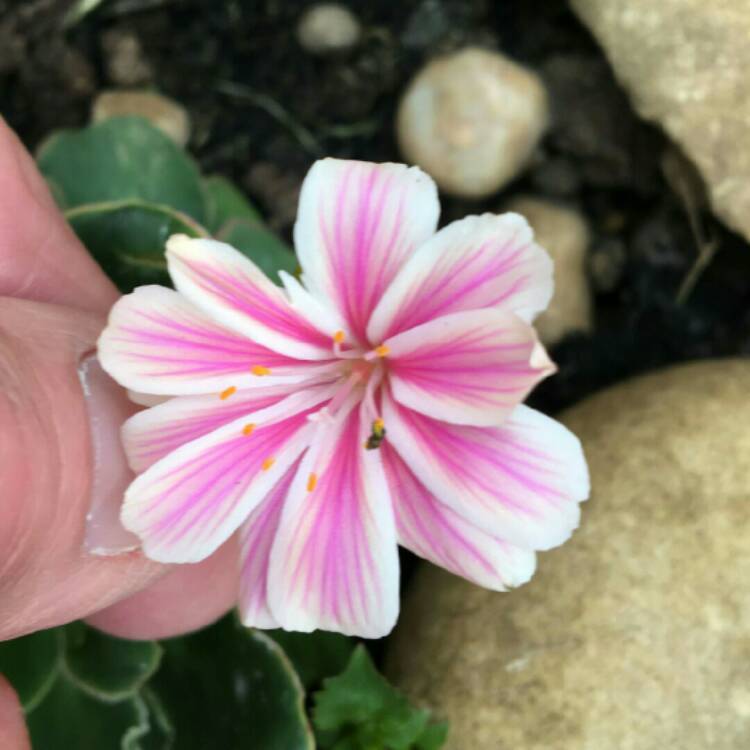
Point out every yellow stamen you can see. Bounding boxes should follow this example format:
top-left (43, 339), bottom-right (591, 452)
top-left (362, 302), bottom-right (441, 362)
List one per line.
top-left (373, 418), bottom-right (385, 436)
top-left (242, 423), bottom-right (256, 436)
top-left (306, 472), bottom-right (318, 492)
top-left (261, 457), bottom-right (275, 471)
top-left (374, 344), bottom-right (390, 358)
top-left (333, 330), bottom-right (345, 344)
top-left (251, 365), bottom-right (271, 376)
top-left (220, 386), bottom-right (237, 400)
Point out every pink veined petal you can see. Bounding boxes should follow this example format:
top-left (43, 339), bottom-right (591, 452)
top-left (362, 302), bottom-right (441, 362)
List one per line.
top-left (368, 212), bottom-right (553, 343)
top-left (166, 235), bottom-right (338, 360)
top-left (381, 442), bottom-right (536, 591)
top-left (385, 308), bottom-right (556, 426)
top-left (121, 387), bottom-right (335, 563)
top-left (122, 383), bottom-right (303, 472)
top-left (268, 399), bottom-right (400, 638)
top-left (294, 158), bottom-right (439, 344)
top-left (98, 286), bottom-right (340, 395)
top-left (238, 460), bottom-right (301, 629)
top-left (382, 391), bottom-right (590, 551)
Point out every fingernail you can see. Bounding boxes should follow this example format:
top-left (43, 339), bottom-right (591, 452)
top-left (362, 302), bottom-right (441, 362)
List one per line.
top-left (78, 354), bottom-right (141, 556)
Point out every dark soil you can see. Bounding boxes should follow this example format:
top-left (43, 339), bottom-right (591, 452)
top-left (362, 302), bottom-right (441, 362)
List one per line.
top-left (3, 0), bottom-right (750, 414)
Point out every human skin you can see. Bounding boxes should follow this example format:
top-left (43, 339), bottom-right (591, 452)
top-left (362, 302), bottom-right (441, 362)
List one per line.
top-left (0, 117), bottom-right (239, 745)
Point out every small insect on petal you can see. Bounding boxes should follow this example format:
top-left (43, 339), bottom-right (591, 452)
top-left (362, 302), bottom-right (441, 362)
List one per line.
top-left (251, 365), bottom-right (271, 376)
top-left (220, 386), bottom-right (237, 400)
top-left (307, 472), bottom-right (318, 492)
top-left (243, 423), bottom-right (256, 436)
top-left (365, 418), bottom-right (386, 450)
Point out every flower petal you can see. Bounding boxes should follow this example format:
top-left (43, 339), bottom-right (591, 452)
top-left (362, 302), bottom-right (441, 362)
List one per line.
top-left (294, 158), bottom-right (439, 343)
top-left (166, 235), bottom-right (337, 359)
top-left (268, 400), bottom-right (400, 638)
top-left (385, 308), bottom-right (555, 426)
top-left (98, 286), bottom-right (339, 395)
top-left (122, 383), bottom-right (302, 472)
top-left (381, 442), bottom-right (536, 590)
top-left (368, 212), bottom-right (553, 342)
top-left (238, 460), bottom-right (300, 629)
top-left (383, 392), bottom-right (589, 551)
top-left (121, 387), bottom-right (334, 563)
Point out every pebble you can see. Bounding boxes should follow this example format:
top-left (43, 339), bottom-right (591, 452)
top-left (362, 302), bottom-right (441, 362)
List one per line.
top-left (396, 47), bottom-right (549, 198)
top-left (91, 90), bottom-right (191, 147)
top-left (507, 196), bottom-right (592, 345)
top-left (569, 0), bottom-right (750, 244)
top-left (387, 359), bottom-right (750, 750)
top-left (100, 28), bottom-right (153, 87)
top-left (296, 4), bottom-right (361, 56)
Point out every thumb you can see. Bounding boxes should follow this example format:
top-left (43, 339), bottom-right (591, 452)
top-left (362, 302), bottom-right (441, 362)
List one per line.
top-left (0, 677), bottom-right (29, 750)
top-left (0, 295), bottom-right (163, 639)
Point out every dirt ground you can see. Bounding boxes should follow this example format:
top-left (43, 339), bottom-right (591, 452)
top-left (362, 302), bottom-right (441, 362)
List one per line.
top-left (3, 0), bottom-right (750, 415)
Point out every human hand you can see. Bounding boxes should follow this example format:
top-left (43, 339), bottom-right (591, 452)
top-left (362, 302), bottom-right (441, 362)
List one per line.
top-left (0, 117), bottom-right (239, 740)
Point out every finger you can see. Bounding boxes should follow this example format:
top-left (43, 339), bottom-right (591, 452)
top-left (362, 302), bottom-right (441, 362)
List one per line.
top-left (0, 677), bottom-right (31, 750)
top-left (0, 296), bottom-right (239, 640)
top-left (86, 536), bottom-right (239, 640)
top-left (0, 117), bottom-right (117, 313)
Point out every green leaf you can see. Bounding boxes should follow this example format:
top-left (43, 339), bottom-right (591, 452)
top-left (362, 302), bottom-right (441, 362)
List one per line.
top-left (150, 616), bottom-right (313, 750)
top-left (216, 218), bottom-right (298, 282)
top-left (203, 175), bottom-right (262, 233)
top-left (267, 630), bottom-right (354, 690)
top-left (37, 116), bottom-right (206, 222)
top-left (64, 624), bottom-right (163, 703)
top-left (66, 199), bottom-right (207, 292)
top-left (139, 688), bottom-right (175, 750)
top-left (414, 722), bottom-right (450, 750)
top-left (27, 672), bottom-right (151, 750)
top-left (0, 628), bottom-right (61, 713)
top-left (313, 646), bottom-right (448, 750)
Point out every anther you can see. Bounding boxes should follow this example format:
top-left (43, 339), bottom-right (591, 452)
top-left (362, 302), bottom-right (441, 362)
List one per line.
top-left (306, 472), bottom-right (318, 492)
top-left (261, 457), bottom-right (275, 471)
top-left (333, 330), bottom-right (345, 344)
top-left (242, 423), bottom-right (256, 436)
top-left (374, 344), bottom-right (390, 357)
top-left (220, 386), bottom-right (237, 400)
top-left (251, 365), bottom-right (271, 376)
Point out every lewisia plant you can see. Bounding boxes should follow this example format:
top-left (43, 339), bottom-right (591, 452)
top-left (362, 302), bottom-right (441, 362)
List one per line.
top-left (99, 159), bottom-right (589, 637)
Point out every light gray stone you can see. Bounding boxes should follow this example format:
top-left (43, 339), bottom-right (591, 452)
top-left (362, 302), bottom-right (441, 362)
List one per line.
top-left (507, 196), bottom-right (592, 345)
top-left (296, 4), bottom-right (361, 55)
top-left (397, 48), bottom-right (549, 199)
top-left (388, 359), bottom-right (750, 749)
top-left (569, 0), bottom-right (750, 242)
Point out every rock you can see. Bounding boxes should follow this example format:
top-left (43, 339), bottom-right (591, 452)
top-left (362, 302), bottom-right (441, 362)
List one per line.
top-left (568, 0), bottom-right (750, 243)
top-left (396, 47), bottom-right (549, 199)
top-left (387, 359), bottom-right (750, 750)
top-left (507, 196), bottom-right (592, 345)
top-left (296, 4), bottom-right (361, 55)
top-left (101, 28), bottom-right (153, 87)
top-left (91, 90), bottom-right (191, 147)
top-left (588, 237), bottom-right (627, 293)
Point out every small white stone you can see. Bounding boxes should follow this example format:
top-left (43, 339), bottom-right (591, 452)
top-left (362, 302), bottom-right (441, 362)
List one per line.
top-left (297, 4), bottom-right (361, 55)
top-left (506, 196), bottom-right (592, 345)
top-left (396, 47), bottom-right (549, 198)
top-left (91, 90), bottom-right (191, 147)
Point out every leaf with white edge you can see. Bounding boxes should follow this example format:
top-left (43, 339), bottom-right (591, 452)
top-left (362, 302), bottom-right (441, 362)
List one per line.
top-left (37, 116), bottom-right (206, 221)
top-left (203, 175), bottom-right (263, 232)
top-left (216, 218), bottom-right (298, 283)
top-left (150, 616), bottom-right (314, 750)
top-left (66, 199), bottom-right (208, 291)
top-left (266, 630), bottom-right (354, 690)
top-left (27, 672), bottom-right (151, 750)
top-left (313, 645), bottom-right (448, 750)
top-left (0, 628), bottom-right (61, 713)
top-left (64, 623), bottom-right (163, 703)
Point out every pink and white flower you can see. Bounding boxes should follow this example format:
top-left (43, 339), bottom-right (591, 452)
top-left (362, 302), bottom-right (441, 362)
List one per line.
top-left (98, 159), bottom-right (589, 638)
